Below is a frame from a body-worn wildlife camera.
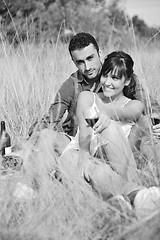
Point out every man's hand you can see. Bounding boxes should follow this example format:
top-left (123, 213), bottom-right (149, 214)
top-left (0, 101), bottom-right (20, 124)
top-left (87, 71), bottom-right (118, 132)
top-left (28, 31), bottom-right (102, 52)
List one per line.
top-left (93, 112), bottom-right (111, 134)
top-left (153, 123), bottom-right (160, 138)
top-left (151, 112), bottom-right (160, 139)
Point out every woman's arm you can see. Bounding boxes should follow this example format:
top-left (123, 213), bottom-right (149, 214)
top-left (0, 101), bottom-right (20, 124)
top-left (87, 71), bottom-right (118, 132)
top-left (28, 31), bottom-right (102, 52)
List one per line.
top-left (104, 100), bottom-right (144, 122)
top-left (76, 91), bottom-right (94, 152)
top-left (76, 91), bottom-right (97, 181)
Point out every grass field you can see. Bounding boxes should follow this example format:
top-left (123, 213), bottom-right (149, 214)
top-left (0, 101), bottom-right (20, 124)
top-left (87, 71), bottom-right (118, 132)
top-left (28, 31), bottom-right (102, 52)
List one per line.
top-left (0, 36), bottom-right (160, 239)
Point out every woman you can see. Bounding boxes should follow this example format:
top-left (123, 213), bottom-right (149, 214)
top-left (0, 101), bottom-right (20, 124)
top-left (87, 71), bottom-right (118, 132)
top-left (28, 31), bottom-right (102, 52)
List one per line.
top-left (76, 51), bottom-right (144, 182)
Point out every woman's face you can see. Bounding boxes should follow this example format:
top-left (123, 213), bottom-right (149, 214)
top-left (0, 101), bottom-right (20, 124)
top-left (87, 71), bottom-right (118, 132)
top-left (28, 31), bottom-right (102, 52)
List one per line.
top-left (100, 68), bottom-right (130, 100)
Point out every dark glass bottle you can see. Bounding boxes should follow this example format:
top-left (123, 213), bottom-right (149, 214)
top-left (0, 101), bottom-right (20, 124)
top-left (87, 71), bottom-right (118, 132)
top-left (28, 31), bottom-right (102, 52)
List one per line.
top-left (0, 121), bottom-right (11, 156)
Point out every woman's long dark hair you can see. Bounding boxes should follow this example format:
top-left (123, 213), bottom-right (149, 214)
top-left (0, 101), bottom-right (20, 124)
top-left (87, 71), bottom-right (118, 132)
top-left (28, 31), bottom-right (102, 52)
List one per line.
top-left (101, 51), bottom-right (137, 99)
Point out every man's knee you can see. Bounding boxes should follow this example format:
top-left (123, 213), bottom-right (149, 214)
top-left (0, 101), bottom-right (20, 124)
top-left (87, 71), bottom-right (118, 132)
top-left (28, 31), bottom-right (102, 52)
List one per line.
top-left (34, 129), bottom-right (71, 155)
top-left (54, 132), bottom-right (71, 155)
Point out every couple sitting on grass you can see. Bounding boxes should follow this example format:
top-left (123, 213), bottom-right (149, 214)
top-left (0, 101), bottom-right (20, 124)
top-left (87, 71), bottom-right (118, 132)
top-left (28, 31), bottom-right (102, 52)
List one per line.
top-left (58, 49), bottom-right (160, 218)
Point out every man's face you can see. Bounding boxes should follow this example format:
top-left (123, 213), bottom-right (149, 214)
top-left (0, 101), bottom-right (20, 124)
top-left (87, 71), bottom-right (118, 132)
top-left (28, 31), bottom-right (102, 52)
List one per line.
top-left (71, 43), bottom-right (102, 80)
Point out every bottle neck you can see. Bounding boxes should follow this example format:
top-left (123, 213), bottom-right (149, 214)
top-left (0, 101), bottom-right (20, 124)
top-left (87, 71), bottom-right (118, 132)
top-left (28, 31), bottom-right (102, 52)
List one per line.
top-left (1, 121), bottom-right (6, 133)
top-left (0, 121), bottom-right (11, 156)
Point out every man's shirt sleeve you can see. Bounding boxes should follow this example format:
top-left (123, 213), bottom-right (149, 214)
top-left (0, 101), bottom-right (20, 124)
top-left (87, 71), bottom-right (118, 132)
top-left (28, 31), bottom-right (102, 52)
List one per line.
top-left (49, 78), bottom-right (74, 125)
top-left (28, 78), bottom-right (75, 136)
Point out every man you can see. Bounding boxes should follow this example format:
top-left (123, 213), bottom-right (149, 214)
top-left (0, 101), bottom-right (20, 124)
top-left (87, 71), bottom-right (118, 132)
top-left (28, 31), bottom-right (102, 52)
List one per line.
top-left (29, 32), bottom-right (105, 154)
top-left (29, 32), bottom-right (160, 155)
top-left (49, 32), bottom-right (103, 136)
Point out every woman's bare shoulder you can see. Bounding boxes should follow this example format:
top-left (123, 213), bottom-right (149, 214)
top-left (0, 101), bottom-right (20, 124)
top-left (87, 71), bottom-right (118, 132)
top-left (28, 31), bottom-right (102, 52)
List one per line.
top-left (126, 98), bottom-right (144, 111)
top-left (128, 98), bottom-right (144, 105)
top-left (78, 91), bottom-right (94, 103)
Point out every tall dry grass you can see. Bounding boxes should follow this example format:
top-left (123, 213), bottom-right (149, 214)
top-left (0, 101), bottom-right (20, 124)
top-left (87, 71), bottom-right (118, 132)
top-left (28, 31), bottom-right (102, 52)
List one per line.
top-left (0, 41), bottom-right (76, 142)
top-left (0, 34), bottom-right (160, 239)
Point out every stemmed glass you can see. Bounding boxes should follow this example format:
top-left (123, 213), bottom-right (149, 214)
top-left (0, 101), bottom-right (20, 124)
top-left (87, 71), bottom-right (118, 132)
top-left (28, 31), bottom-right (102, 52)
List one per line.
top-left (83, 105), bottom-right (109, 161)
top-left (83, 106), bottom-right (99, 128)
top-left (83, 106), bottom-right (104, 157)
top-left (151, 112), bottom-right (160, 126)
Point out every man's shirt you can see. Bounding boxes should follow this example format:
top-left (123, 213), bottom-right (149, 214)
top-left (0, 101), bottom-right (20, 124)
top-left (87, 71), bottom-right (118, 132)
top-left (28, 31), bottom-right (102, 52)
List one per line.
top-left (48, 70), bottom-right (102, 136)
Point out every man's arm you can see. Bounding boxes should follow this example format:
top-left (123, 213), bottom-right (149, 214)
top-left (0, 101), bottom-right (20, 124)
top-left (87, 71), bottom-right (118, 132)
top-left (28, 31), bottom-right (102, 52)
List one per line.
top-left (28, 77), bottom-right (75, 136)
top-left (49, 78), bottom-right (75, 129)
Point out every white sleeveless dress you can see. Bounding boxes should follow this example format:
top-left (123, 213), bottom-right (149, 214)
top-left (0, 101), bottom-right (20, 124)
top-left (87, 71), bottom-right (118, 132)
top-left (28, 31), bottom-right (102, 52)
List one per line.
top-left (59, 93), bottom-right (139, 189)
top-left (62, 93), bottom-right (135, 154)
top-left (118, 99), bottom-right (135, 139)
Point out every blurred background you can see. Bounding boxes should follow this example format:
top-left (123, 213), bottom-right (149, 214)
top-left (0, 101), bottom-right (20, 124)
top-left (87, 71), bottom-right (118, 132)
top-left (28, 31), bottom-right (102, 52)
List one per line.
top-left (0, 0), bottom-right (159, 47)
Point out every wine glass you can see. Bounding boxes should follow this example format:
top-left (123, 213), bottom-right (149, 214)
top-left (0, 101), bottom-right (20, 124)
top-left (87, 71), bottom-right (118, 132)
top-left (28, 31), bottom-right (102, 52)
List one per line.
top-left (151, 112), bottom-right (160, 125)
top-left (83, 106), bottom-right (99, 128)
top-left (83, 106), bottom-right (103, 157)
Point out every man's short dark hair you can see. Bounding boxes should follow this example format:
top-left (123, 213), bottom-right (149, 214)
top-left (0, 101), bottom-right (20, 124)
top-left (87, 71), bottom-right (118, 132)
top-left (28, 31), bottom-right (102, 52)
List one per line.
top-left (68, 32), bottom-right (99, 56)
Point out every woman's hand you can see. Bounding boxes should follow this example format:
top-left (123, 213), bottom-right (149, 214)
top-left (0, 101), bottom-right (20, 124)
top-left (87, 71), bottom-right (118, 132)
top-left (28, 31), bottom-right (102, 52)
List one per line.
top-left (93, 112), bottom-right (111, 134)
top-left (82, 159), bottom-right (92, 182)
top-left (78, 151), bottom-right (92, 181)
top-left (78, 151), bottom-right (99, 182)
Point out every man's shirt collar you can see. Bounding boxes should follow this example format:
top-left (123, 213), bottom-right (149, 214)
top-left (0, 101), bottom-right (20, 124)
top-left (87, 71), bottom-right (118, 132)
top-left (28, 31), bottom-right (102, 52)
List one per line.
top-left (77, 70), bottom-right (88, 84)
top-left (72, 70), bottom-right (102, 92)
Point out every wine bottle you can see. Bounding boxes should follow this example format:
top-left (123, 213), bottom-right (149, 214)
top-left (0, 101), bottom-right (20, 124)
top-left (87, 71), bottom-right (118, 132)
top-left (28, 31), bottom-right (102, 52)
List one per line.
top-left (0, 121), bottom-right (11, 156)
